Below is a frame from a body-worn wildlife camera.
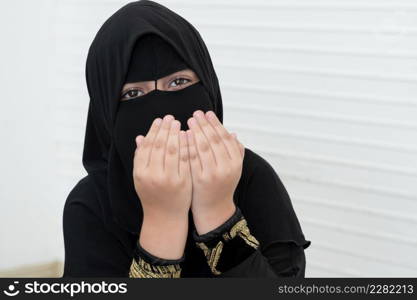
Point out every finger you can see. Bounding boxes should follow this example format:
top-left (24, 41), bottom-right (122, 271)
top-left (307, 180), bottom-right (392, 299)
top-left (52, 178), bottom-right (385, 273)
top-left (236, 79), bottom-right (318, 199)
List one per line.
top-left (133, 135), bottom-right (145, 170)
top-left (179, 130), bottom-right (191, 177)
top-left (187, 117), bottom-right (216, 170)
top-left (193, 110), bottom-right (229, 166)
top-left (149, 114), bottom-right (174, 168)
top-left (205, 111), bottom-right (241, 159)
top-left (137, 118), bottom-right (162, 168)
top-left (165, 120), bottom-right (180, 173)
top-left (231, 133), bottom-right (245, 158)
top-left (136, 135), bottom-right (145, 147)
top-left (186, 129), bottom-right (202, 174)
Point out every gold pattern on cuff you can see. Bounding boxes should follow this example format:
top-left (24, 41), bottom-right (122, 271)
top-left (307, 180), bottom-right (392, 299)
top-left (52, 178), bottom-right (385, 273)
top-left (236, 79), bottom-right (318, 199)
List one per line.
top-left (195, 216), bottom-right (260, 275)
top-left (129, 256), bottom-right (182, 278)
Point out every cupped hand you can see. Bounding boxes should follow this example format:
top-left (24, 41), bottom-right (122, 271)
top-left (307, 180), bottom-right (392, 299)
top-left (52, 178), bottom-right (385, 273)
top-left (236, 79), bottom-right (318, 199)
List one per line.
top-left (134, 114), bottom-right (192, 217)
top-left (186, 110), bottom-right (245, 235)
top-left (133, 114), bottom-right (192, 259)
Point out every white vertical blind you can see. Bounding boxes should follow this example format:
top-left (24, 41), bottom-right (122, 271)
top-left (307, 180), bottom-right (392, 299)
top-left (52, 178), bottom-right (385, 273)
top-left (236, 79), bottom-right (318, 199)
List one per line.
top-left (0, 0), bottom-right (416, 277)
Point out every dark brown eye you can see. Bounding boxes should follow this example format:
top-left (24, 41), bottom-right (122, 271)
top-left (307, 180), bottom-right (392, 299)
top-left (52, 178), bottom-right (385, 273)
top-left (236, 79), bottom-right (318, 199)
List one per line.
top-left (121, 88), bottom-right (145, 100)
top-left (169, 77), bottom-right (190, 88)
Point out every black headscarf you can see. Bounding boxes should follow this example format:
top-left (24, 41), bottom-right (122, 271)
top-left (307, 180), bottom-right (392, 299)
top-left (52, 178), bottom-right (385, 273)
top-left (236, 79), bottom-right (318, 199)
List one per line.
top-left (124, 33), bottom-right (189, 83)
top-left (83, 0), bottom-right (222, 234)
top-left (81, 0), bottom-right (310, 275)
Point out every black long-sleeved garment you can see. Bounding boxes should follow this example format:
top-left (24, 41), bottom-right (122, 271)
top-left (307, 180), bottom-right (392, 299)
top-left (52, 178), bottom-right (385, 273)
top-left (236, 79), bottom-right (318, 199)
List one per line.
top-left (62, 0), bottom-right (311, 278)
top-left (63, 148), bottom-right (311, 277)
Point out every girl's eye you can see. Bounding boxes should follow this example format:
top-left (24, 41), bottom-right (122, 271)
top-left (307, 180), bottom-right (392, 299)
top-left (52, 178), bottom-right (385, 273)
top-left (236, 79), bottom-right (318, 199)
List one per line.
top-left (169, 77), bottom-right (191, 88)
top-left (121, 89), bottom-right (145, 100)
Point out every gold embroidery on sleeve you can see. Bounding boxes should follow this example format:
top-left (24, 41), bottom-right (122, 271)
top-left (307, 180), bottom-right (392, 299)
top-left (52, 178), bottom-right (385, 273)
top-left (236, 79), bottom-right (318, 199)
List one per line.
top-left (195, 240), bottom-right (224, 275)
top-left (195, 216), bottom-right (260, 275)
top-left (129, 256), bottom-right (182, 278)
top-left (223, 218), bottom-right (260, 249)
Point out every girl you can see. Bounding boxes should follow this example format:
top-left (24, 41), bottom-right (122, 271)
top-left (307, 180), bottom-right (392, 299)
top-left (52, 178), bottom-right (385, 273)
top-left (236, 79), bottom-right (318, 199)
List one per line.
top-left (63, 0), bottom-right (311, 278)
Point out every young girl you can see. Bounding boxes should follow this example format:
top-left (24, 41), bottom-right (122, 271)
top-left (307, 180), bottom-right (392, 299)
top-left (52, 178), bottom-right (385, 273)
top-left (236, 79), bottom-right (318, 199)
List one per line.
top-left (63, 0), bottom-right (311, 278)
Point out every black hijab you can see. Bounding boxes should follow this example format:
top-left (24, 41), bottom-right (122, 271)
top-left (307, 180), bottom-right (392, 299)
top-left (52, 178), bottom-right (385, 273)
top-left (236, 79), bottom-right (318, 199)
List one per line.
top-left (83, 0), bottom-right (222, 234)
top-left (81, 0), bottom-right (310, 275)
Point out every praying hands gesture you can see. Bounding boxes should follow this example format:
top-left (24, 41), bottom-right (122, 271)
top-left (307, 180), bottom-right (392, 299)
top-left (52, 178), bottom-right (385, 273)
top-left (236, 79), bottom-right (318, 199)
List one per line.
top-left (133, 110), bottom-right (244, 260)
top-left (186, 110), bottom-right (244, 235)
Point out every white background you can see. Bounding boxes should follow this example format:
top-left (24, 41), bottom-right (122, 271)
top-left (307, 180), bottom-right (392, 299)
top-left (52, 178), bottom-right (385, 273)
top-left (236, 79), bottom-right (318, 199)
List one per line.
top-left (0, 0), bottom-right (416, 277)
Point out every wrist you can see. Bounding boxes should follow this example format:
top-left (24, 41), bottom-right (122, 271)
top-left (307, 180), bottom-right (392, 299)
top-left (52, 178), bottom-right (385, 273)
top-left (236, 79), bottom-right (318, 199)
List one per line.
top-left (130, 240), bottom-right (183, 278)
top-left (192, 199), bottom-right (236, 235)
top-left (139, 213), bottom-right (188, 260)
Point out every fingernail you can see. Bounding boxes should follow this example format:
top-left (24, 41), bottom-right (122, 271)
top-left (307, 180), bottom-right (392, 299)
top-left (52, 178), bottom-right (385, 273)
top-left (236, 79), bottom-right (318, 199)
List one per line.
top-left (188, 117), bottom-right (196, 126)
top-left (164, 114), bottom-right (174, 121)
top-left (171, 120), bottom-right (180, 129)
top-left (136, 135), bottom-right (143, 145)
top-left (154, 118), bottom-right (162, 125)
top-left (193, 110), bottom-right (204, 118)
top-left (206, 111), bottom-right (216, 119)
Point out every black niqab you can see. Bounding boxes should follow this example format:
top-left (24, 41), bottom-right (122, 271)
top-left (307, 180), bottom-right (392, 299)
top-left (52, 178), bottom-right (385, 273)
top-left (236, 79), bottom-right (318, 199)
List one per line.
top-left (113, 33), bottom-right (214, 215)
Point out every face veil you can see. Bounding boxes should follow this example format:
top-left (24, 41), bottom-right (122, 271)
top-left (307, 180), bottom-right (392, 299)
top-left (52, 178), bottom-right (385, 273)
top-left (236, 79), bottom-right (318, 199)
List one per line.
top-left (83, 0), bottom-right (223, 234)
top-left (114, 34), bottom-right (214, 189)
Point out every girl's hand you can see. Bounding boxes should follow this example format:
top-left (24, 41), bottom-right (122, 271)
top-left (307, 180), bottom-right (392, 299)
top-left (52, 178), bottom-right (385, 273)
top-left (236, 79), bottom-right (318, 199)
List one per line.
top-left (187, 110), bottom-right (245, 235)
top-left (133, 115), bottom-right (192, 259)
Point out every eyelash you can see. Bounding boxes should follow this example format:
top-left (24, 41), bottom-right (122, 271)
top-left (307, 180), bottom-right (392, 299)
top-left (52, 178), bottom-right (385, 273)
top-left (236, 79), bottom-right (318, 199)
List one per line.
top-left (121, 89), bottom-right (145, 100)
top-left (121, 77), bottom-right (191, 100)
top-left (169, 77), bottom-right (191, 88)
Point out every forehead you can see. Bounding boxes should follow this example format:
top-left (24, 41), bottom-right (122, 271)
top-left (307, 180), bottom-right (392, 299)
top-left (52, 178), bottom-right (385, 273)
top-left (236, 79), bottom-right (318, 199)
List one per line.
top-left (124, 34), bottom-right (189, 84)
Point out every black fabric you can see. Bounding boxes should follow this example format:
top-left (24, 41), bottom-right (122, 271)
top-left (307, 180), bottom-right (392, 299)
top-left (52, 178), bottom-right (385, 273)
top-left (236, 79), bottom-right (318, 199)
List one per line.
top-left (215, 231), bottom-right (258, 274)
top-left (192, 206), bottom-right (258, 274)
top-left (63, 176), bottom-right (134, 277)
top-left (114, 81), bottom-right (213, 185)
top-left (125, 33), bottom-right (189, 83)
top-left (219, 250), bottom-right (279, 278)
top-left (63, 0), bottom-right (311, 278)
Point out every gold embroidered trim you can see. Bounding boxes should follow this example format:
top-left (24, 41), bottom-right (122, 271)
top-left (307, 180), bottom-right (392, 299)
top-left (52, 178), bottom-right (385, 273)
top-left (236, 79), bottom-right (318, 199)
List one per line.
top-left (195, 240), bottom-right (224, 275)
top-left (129, 256), bottom-right (182, 278)
top-left (223, 218), bottom-right (260, 249)
top-left (195, 216), bottom-right (260, 275)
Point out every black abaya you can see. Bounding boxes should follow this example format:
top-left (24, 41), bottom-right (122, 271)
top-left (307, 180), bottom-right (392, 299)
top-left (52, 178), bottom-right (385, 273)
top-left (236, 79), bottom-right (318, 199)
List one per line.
top-left (62, 0), bottom-right (311, 278)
